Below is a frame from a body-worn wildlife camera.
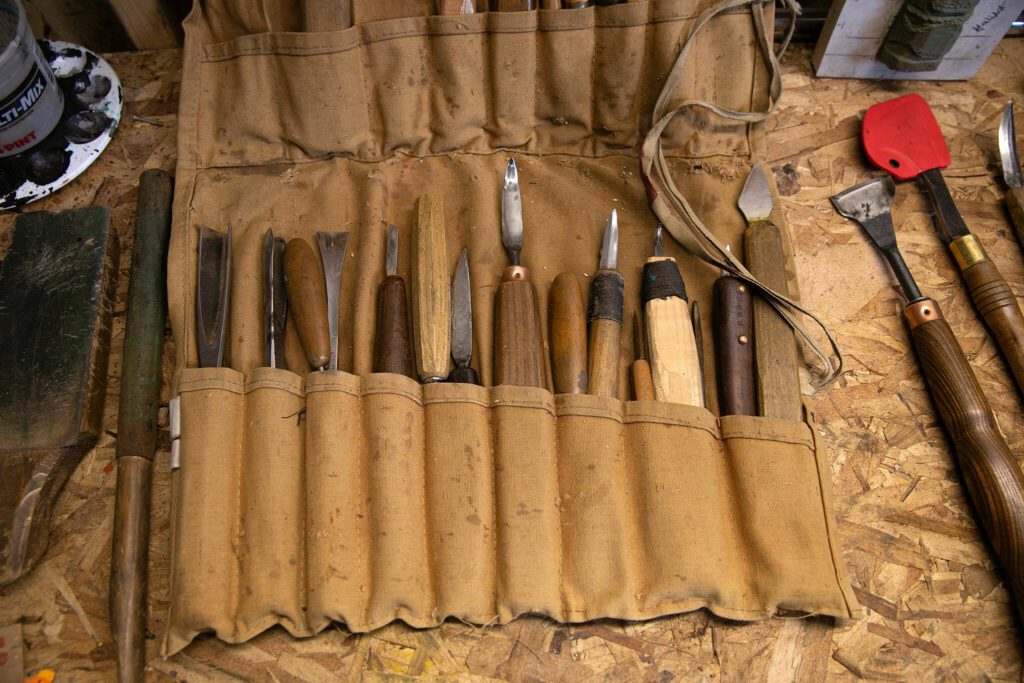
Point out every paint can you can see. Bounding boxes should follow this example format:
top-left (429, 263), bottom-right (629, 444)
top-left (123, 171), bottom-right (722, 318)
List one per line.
top-left (0, 0), bottom-right (62, 158)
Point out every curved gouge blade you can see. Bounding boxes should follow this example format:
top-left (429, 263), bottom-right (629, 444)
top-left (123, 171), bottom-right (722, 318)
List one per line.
top-left (196, 224), bottom-right (231, 368)
top-left (316, 231), bottom-right (349, 372)
top-left (502, 159), bottom-right (523, 265)
top-left (1000, 101), bottom-right (1023, 189)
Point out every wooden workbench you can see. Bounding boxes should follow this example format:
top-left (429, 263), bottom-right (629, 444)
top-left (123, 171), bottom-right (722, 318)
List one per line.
top-left (1, 40), bottom-right (1022, 681)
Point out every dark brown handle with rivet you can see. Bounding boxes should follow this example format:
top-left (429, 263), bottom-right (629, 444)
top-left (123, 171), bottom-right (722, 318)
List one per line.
top-left (374, 275), bottom-right (414, 377)
top-left (907, 303), bottom-right (1024, 625)
top-left (494, 267), bottom-right (547, 389)
top-left (283, 238), bottom-right (331, 370)
top-left (713, 274), bottom-right (755, 416)
top-left (549, 273), bottom-right (588, 394)
top-left (958, 254), bottom-right (1024, 396)
top-left (1006, 187), bottom-right (1024, 245)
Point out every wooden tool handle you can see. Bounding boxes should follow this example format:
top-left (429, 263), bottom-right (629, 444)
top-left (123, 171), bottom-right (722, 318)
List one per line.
top-left (414, 194), bottom-right (451, 382)
top-left (906, 299), bottom-right (1024, 624)
top-left (549, 273), bottom-right (588, 394)
top-left (494, 267), bottom-right (547, 388)
top-left (713, 275), bottom-right (755, 416)
top-left (745, 219), bottom-right (803, 420)
top-left (643, 257), bottom-right (703, 407)
top-left (953, 239), bottom-right (1024, 395)
top-left (490, 0), bottom-right (535, 8)
top-left (283, 238), bottom-right (331, 370)
top-left (374, 275), bottom-right (415, 377)
top-left (587, 270), bottom-right (624, 399)
top-left (631, 359), bottom-right (655, 400)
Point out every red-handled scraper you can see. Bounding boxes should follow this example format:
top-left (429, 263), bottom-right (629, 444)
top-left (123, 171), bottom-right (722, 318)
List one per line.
top-left (863, 93), bottom-right (1024, 398)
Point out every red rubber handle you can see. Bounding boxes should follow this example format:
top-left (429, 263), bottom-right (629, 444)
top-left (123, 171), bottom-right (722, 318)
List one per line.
top-left (863, 93), bottom-right (951, 180)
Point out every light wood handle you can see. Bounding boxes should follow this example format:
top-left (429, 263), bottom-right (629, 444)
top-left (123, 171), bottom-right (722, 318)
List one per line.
top-left (374, 275), bottom-right (415, 377)
top-left (283, 238), bottom-right (331, 370)
top-left (494, 268), bottom-right (547, 388)
top-left (954, 242), bottom-right (1024, 396)
top-left (745, 219), bottom-right (803, 420)
top-left (906, 300), bottom-right (1024, 625)
top-left (414, 194), bottom-right (451, 382)
top-left (1006, 186), bottom-right (1024, 244)
top-left (643, 256), bottom-right (703, 407)
top-left (549, 273), bottom-right (588, 394)
top-left (631, 359), bottom-right (654, 400)
top-left (588, 318), bottom-right (620, 398)
top-left (713, 275), bottom-right (755, 416)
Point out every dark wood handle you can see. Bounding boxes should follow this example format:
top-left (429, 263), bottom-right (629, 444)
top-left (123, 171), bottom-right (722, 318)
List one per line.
top-left (908, 305), bottom-right (1024, 625)
top-left (449, 366), bottom-right (480, 384)
top-left (713, 275), bottom-right (755, 416)
top-left (959, 255), bottom-right (1024, 395)
top-left (494, 269), bottom-right (547, 389)
top-left (1007, 186), bottom-right (1024, 245)
top-left (631, 359), bottom-right (654, 400)
top-left (745, 219), bottom-right (803, 420)
top-left (490, 0), bottom-right (535, 8)
top-left (549, 273), bottom-right (588, 394)
top-left (283, 238), bottom-right (331, 370)
top-left (374, 275), bottom-right (414, 377)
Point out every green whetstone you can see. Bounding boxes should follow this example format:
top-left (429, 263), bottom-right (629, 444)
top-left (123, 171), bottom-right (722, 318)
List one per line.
top-left (0, 207), bottom-right (118, 586)
top-left (877, 0), bottom-right (982, 72)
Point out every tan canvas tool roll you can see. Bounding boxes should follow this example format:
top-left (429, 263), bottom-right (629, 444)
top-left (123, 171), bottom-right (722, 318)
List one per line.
top-left (163, 0), bottom-right (861, 656)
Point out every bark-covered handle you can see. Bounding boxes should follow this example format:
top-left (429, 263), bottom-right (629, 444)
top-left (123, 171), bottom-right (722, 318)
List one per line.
top-left (907, 300), bottom-right (1024, 625)
top-left (713, 274), bottom-right (755, 416)
top-left (954, 239), bottom-right (1024, 396)
top-left (374, 275), bottom-right (415, 378)
top-left (494, 268), bottom-right (547, 389)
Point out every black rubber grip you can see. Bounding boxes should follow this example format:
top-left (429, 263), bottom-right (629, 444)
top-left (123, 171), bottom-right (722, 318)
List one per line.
top-left (588, 270), bottom-right (624, 324)
top-left (642, 260), bottom-right (688, 303)
top-left (448, 366), bottom-right (480, 385)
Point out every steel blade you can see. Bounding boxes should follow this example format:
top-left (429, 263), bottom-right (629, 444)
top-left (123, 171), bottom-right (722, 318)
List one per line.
top-left (450, 248), bottom-right (473, 367)
top-left (501, 158), bottom-right (523, 265)
top-left (653, 224), bottom-right (664, 257)
top-left (1001, 101), bottom-right (1023, 188)
top-left (386, 224), bottom-right (398, 276)
top-left (738, 163), bottom-right (773, 222)
top-left (599, 209), bottom-right (618, 271)
top-left (316, 231), bottom-right (349, 371)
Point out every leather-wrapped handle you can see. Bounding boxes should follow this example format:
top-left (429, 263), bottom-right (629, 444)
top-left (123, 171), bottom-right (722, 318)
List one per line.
top-left (713, 274), bottom-right (755, 416)
top-left (494, 267), bottom-right (547, 389)
top-left (1005, 186), bottom-right (1024, 245)
top-left (951, 235), bottom-right (1024, 396)
top-left (374, 275), bottom-right (414, 377)
top-left (906, 299), bottom-right (1024, 625)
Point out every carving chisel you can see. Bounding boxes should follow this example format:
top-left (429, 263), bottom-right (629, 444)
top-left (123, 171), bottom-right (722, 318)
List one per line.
top-left (631, 310), bottom-right (654, 400)
top-left (494, 158), bottom-right (548, 388)
top-left (999, 101), bottom-right (1024, 246)
top-left (587, 209), bottom-right (623, 398)
top-left (449, 248), bottom-right (480, 384)
top-left (691, 300), bottom-right (707, 407)
top-left (643, 226), bottom-right (703, 406)
top-left (833, 176), bottom-right (1024, 627)
top-left (864, 94), bottom-right (1024, 398)
top-left (374, 225), bottom-right (414, 377)
top-left (713, 245), bottom-right (755, 416)
top-left (196, 224), bottom-right (231, 368)
top-left (739, 163), bottom-right (802, 420)
top-left (414, 195), bottom-right (451, 383)
top-left (316, 231), bottom-right (349, 372)
top-left (284, 238), bottom-right (331, 371)
top-left (263, 229), bottom-right (287, 369)
top-left (550, 272), bottom-right (588, 394)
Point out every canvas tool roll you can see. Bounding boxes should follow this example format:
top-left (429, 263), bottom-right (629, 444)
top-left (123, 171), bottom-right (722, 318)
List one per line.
top-left (163, 0), bottom-right (861, 656)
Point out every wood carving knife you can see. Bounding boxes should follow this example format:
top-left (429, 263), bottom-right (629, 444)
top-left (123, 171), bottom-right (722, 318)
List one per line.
top-left (864, 93), bottom-right (1024, 398)
top-left (196, 224), bottom-right (231, 368)
top-left (550, 272), bottom-right (588, 394)
top-left (999, 100), bottom-right (1024, 246)
top-left (712, 245), bottom-right (755, 416)
top-left (587, 209), bottom-right (624, 398)
top-left (739, 163), bottom-right (802, 420)
top-left (630, 310), bottom-right (654, 400)
top-left (374, 225), bottom-right (414, 377)
top-left (284, 238), bottom-right (331, 371)
top-left (833, 175), bottom-right (1024, 628)
top-left (449, 248), bottom-right (480, 384)
top-left (494, 158), bottom-right (548, 388)
top-left (316, 231), bottom-right (349, 372)
top-left (414, 195), bottom-right (452, 383)
top-left (263, 229), bottom-right (287, 369)
top-left (643, 225), bottom-right (703, 406)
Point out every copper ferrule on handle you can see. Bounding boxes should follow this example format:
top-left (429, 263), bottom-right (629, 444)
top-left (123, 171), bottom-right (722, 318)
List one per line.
top-left (904, 298), bottom-right (942, 329)
top-left (950, 234), bottom-right (988, 270)
top-left (504, 265), bottom-right (529, 281)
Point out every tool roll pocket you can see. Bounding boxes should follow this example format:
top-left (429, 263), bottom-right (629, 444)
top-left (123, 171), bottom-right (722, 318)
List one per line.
top-left (164, 0), bottom-right (861, 657)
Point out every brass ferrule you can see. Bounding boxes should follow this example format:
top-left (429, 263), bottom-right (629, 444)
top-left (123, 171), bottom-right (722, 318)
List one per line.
top-left (949, 234), bottom-right (988, 270)
top-left (503, 265), bottom-right (529, 281)
top-left (903, 298), bottom-right (942, 329)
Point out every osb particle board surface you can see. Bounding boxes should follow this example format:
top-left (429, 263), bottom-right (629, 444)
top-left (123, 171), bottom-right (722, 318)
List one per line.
top-left (0, 40), bottom-right (1023, 681)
